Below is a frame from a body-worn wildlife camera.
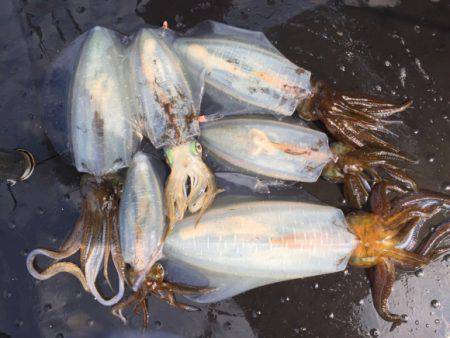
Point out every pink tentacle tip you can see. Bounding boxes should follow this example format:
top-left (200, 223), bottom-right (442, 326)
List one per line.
top-left (198, 115), bottom-right (207, 123)
top-left (162, 21), bottom-right (169, 29)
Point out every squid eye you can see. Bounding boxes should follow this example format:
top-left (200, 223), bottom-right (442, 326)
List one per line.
top-left (195, 142), bottom-right (202, 154)
top-left (165, 148), bottom-right (175, 166)
top-left (190, 141), bottom-right (202, 155)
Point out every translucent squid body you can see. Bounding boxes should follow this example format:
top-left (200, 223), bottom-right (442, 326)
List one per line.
top-left (113, 152), bottom-right (206, 327)
top-left (163, 186), bottom-right (450, 326)
top-left (200, 116), bottom-right (416, 208)
top-left (128, 27), bottom-right (217, 233)
top-left (173, 21), bottom-right (411, 152)
top-left (27, 27), bottom-right (141, 305)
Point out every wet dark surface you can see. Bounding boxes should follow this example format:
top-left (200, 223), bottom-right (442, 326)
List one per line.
top-left (0, 0), bottom-right (449, 337)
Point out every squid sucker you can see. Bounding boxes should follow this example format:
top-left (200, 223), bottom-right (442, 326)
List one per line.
top-left (200, 116), bottom-right (416, 208)
top-left (27, 26), bottom-right (141, 306)
top-left (173, 20), bottom-right (411, 152)
top-left (163, 186), bottom-right (450, 326)
top-left (113, 152), bottom-right (207, 326)
top-left (127, 27), bottom-right (218, 233)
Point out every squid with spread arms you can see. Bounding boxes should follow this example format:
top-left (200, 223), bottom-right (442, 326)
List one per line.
top-left (163, 185), bottom-right (450, 327)
top-left (173, 21), bottom-right (411, 152)
top-left (108, 175), bottom-right (450, 326)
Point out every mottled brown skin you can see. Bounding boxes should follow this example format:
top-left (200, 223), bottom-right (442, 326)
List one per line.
top-left (112, 263), bottom-right (207, 327)
top-left (322, 143), bottom-right (417, 208)
top-left (347, 182), bottom-right (450, 327)
top-left (298, 81), bottom-right (411, 153)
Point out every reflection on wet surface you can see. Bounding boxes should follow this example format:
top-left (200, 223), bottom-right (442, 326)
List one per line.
top-left (0, 0), bottom-right (449, 337)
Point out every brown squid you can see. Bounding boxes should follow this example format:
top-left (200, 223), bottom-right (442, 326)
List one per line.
top-left (322, 143), bottom-right (417, 208)
top-left (348, 182), bottom-right (450, 326)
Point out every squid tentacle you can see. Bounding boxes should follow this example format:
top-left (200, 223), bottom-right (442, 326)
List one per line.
top-left (113, 273), bottom-right (206, 327)
top-left (381, 164), bottom-right (417, 191)
top-left (367, 258), bottom-right (407, 327)
top-left (343, 173), bottom-right (369, 209)
top-left (301, 82), bottom-right (411, 152)
top-left (391, 191), bottom-right (450, 215)
top-left (26, 175), bottom-right (126, 306)
top-left (26, 218), bottom-right (88, 290)
top-left (351, 149), bottom-right (415, 164)
top-left (416, 220), bottom-right (450, 258)
top-left (165, 143), bottom-right (218, 232)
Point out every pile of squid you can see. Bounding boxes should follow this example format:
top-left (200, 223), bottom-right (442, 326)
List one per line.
top-left (25, 21), bottom-right (450, 329)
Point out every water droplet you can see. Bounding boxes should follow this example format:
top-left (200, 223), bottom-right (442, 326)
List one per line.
top-left (329, 313), bottom-right (334, 319)
top-left (426, 323), bottom-right (430, 328)
top-left (358, 299), bottom-right (364, 305)
top-left (223, 321), bottom-right (232, 330)
top-left (44, 304), bottom-right (52, 312)
top-left (36, 207), bottom-right (45, 215)
top-left (343, 269), bottom-right (349, 276)
top-left (413, 129), bottom-right (419, 135)
top-left (339, 65), bottom-right (346, 72)
top-left (441, 183), bottom-right (450, 192)
top-left (415, 320), bottom-right (420, 325)
top-left (339, 197), bottom-right (347, 206)
top-left (313, 283), bottom-right (319, 289)
top-left (428, 157), bottom-right (435, 163)
top-left (15, 319), bottom-right (23, 327)
top-left (20, 249), bottom-right (28, 257)
top-left (385, 60), bottom-right (391, 67)
top-left (3, 290), bottom-right (12, 299)
top-left (87, 319), bottom-right (94, 326)
top-left (154, 320), bottom-right (162, 329)
top-left (435, 319), bottom-right (440, 324)
top-left (431, 300), bottom-right (441, 308)
top-left (8, 221), bottom-right (16, 230)
top-left (370, 328), bottom-right (380, 337)
top-left (415, 269), bottom-right (424, 277)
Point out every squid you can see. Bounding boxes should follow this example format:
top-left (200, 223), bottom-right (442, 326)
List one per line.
top-left (199, 116), bottom-right (416, 208)
top-left (112, 152), bottom-right (207, 327)
top-left (173, 21), bottom-right (411, 152)
top-left (162, 185), bottom-right (450, 326)
top-left (127, 27), bottom-right (218, 235)
top-left (26, 27), bottom-right (141, 305)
